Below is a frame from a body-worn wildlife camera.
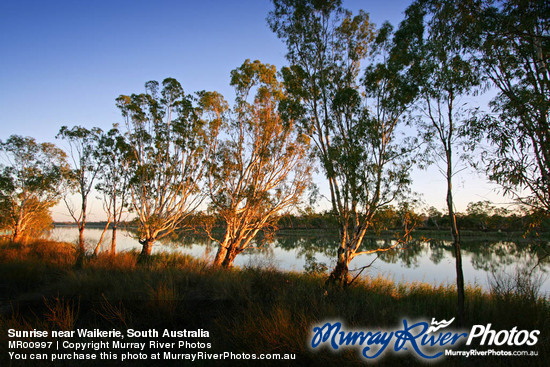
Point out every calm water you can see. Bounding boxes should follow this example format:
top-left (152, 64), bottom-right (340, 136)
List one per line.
top-left (50, 226), bottom-right (550, 295)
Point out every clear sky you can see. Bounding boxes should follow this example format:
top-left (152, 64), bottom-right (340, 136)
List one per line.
top-left (0, 0), bottom-right (508, 220)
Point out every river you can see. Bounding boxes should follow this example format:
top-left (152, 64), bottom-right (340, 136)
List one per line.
top-left (50, 226), bottom-right (550, 295)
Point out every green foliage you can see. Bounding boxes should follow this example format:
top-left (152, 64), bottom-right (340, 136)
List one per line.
top-left (269, 0), bottom-right (418, 282)
top-left (398, 0), bottom-right (481, 157)
top-left (56, 125), bottom-right (104, 253)
top-left (205, 59), bottom-right (313, 267)
top-left (0, 135), bottom-right (67, 243)
top-left (465, 0), bottom-right (550, 213)
top-left (398, 0), bottom-right (483, 322)
top-left (95, 126), bottom-right (130, 201)
top-left (56, 125), bottom-right (103, 194)
top-left (116, 78), bottom-right (210, 253)
top-left (94, 126), bottom-right (131, 253)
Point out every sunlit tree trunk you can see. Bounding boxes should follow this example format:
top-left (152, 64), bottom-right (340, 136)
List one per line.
top-left (11, 212), bottom-right (23, 242)
top-left (328, 246), bottom-right (351, 286)
top-left (213, 235), bottom-right (230, 267)
top-left (111, 225), bottom-right (117, 255)
top-left (213, 233), bottom-right (243, 268)
top-left (12, 227), bottom-right (23, 243)
top-left (75, 194), bottom-right (86, 266)
top-left (139, 239), bottom-right (153, 261)
top-left (221, 246), bottom-right (240, 268)
top-left (77, 197), bottom-right (86, 257)
top-left (93, 219), bottom-right (111, 256)
top-left (213, 247), bottom-right (227, 267)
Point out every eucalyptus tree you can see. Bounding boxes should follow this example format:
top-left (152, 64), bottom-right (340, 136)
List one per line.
top-left (397, 0), bottom-right (482, 324)
top-left (116, 78), bottom-right (208, 259)
top-left (466, 0), bottom-right (550, 214)
top-left (204, 60), bottom-right (313, 268)
top-left (465, 201), bottom-right (496, 232)
top-left (57, 125), bottom-right (103, 254)
top-left (93, 126), bottom-right (131, 255)
top-left (0, 135), bottom-right (67, 243)
top-left (269, 0), bottom-right (417, 285)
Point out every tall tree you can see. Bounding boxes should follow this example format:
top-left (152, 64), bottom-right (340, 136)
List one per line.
top-left (116, 78), bottom-right (208, 260)
top-left (269, 0), bottom-right (417, 285)
top-left (93, 126), bottom-right (131, 255)
top-left (205, 60), bottom-right (313, 268)
top-left (467, 0), bottom-right (550, 214)
top-left (57, 125), bottom-right (103, 255)
top-left (398, 0), bottom-right (482, 325)
top-left (0, 135), bottom-right (67, 243)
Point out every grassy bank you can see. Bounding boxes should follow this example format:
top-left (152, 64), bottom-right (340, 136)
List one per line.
top-left (1, 240), bottom-right (549, 366)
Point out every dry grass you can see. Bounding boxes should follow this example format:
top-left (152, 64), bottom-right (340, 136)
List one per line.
top-left (0, 239), bottom-right (75, 265)
top-left (0, 240), bottom-right (548, 366)
top-left (44, 296), bottom-right (79, 330)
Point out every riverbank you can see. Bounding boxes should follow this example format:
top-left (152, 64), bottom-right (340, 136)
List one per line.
top-left (53, 222), bottom-right (550, 241)
top-left (1, 240), bottom-right (549, 366)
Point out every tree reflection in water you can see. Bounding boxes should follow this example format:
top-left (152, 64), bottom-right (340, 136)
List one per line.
top-left (52, 226), bottom-right (549, 293)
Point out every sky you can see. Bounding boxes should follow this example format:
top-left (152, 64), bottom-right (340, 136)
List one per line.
top-left (0, 0), bottom-right (508, 221)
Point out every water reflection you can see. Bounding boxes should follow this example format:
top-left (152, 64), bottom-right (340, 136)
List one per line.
top-left (50, 226), bottom-right (549, 294)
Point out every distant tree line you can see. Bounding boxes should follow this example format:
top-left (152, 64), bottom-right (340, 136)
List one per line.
top-left (63, 200), bottom-right (550, 234)
top-left (277, 202), bottom-right (550, 233)
top-left (0, 0), bottom-right (547, 321)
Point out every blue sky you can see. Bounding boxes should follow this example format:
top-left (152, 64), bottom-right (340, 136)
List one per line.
top-left (0, 0), bottom-right (413, 142)
top-left (0, 0), bottom-right (506, 220)
top-left (1, 0), bottom-right (285, 140)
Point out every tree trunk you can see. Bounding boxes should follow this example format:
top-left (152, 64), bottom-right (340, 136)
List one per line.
top-left (12, 215), bottom-right (25, 243)
top-left (138, 239), bottom-right (153, 263)
top-left (72, 221), bottom-right (86, 267)
top-left (327, 247), bottom-right (350, 286)
top-left (213, 235), bottom-right (231, 267)
top-left (213, 245), bottom-right (228, 267)
top-left (93, 221), bottom-right (111, 257)
top-left (221, 247), bottom-right (239, 268)
top-left (446, 155), bottom-right (465, 326)
top-left (78, 224), bottom-right (85, 253)
top-left (111, 225), bottom-right (117, 255)
top-left (12, 226), bottom-right (22, 243)
top-left (79, 195), bottom-right (87, 253)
